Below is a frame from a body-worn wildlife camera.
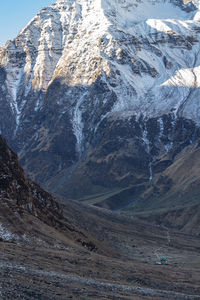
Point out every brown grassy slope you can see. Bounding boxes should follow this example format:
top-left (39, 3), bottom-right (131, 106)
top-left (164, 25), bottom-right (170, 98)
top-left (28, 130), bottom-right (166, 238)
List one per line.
top-left (1, 135), bottom-right (200, 299)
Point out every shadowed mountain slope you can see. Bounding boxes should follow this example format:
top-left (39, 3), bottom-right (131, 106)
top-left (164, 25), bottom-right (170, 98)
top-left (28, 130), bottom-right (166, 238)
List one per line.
top-left (0, 134), bottom-right (105, 254)
top-left (0, 134), bottom-right (200, 299)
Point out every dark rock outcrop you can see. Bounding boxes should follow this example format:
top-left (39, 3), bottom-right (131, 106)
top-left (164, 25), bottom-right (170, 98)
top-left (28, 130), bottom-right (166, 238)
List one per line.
top-left (0, 135), bottom-right (100, 253)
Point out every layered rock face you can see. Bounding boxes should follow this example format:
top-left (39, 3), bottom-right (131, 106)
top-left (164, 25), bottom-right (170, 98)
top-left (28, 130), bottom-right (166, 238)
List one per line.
top-left (0, 135), bottom-right (100, 252)
top-left (0, 135), bottom-right (59, 213)
top-left (0, 134), bottom-right (65, 236)
top-left (1, 0), bottom-right (200, 205)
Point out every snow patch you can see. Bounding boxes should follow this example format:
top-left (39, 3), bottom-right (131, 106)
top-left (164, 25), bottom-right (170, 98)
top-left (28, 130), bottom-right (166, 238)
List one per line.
top-left (0, 223), bottom-right (17, 241)
top-left (141, 122), bottom-right (153, 181)
top-left (102, 0), bottom-right (197, 28)
top-left (73, 91), bottom-right (87, 152)
top-left (6, 65), bottom-right (24, 130)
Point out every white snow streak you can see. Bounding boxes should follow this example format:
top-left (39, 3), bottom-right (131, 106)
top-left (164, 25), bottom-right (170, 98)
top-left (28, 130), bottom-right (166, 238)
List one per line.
top-left (73, 92), bottom-right (87, 152)
top-left (0, 223), bottom-right (17, 241)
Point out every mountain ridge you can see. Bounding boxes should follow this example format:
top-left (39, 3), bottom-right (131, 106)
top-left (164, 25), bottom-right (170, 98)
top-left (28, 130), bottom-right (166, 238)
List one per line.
top-left (1, 0), bottom-right (200, 211)
top-left (0, 134), bottom-right (104, 255)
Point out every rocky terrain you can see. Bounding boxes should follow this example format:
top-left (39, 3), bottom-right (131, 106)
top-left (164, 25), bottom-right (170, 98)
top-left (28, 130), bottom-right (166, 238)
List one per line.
top-left (0, 135), bottom-right (200, 299)
top-left (1, 1), bottom-right (200, 298)
top-left (1, 0), bottom-right (200, 215)
top-left (0, 134), bottom-right (104, 258)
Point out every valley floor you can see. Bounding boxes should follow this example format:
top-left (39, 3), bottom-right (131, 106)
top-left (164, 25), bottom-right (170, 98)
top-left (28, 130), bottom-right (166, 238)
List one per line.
top-left (1, 201), bottom-right (200, 299)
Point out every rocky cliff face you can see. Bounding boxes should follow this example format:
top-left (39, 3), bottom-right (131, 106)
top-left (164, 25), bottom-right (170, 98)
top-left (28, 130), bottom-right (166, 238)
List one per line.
top-left (0, 135), bottom-right (100, 252)
top-left (1, 0), bottom-right (200, 206)
top-left (0, 135), bottom-right (62, 225)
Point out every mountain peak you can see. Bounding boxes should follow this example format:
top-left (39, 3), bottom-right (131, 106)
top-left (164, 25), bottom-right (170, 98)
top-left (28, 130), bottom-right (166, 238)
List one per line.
top-left (1, 0), bottom-right (200, 201)
top-left (53, 0), bottom-right (198, 22)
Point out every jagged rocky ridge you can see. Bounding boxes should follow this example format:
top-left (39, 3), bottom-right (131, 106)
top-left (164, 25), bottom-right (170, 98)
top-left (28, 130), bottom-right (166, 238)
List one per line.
top-left (1, 0), bottom-right (200, 209)
top-left (0, 136), bottom-right (61, 232)
top-left (0, 135), bottom-right (99, 252)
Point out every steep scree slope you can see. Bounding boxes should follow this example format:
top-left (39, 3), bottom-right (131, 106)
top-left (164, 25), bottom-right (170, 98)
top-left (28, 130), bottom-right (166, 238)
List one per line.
top-left (0, 135), bottom-right (101, 253)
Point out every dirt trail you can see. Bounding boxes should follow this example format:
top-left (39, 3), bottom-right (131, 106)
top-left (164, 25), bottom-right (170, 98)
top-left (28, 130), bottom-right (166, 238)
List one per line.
top-left (154, 226), bottom-right (171, 262)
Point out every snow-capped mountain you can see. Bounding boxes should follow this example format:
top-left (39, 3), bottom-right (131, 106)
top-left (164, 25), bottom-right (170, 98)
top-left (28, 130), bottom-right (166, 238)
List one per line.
top-left (1, 0), bottom-right (200, 206)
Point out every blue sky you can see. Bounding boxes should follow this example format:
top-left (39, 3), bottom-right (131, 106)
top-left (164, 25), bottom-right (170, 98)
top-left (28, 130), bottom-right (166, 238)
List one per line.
top-left (0, 0), bottom-right (55, 46)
